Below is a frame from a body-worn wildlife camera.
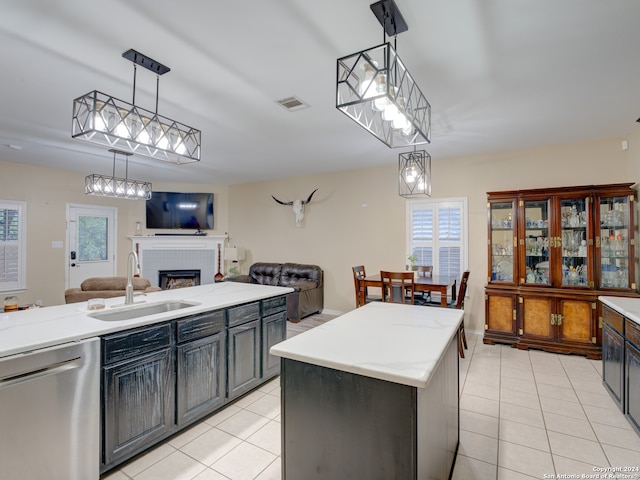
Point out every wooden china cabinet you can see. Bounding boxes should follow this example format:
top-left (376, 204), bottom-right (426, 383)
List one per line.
top-left (484, 183), bottom-right (638, 359)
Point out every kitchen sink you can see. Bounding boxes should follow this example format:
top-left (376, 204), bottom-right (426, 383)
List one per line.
top-left (88, 300), bottom-right (200, 321)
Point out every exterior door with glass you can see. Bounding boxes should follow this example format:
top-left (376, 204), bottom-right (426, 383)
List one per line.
top-left (66, 204), bottom-right (117, 288)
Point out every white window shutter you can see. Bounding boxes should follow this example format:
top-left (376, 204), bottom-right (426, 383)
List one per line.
top-left (0, 202), bottom-right (26, 291)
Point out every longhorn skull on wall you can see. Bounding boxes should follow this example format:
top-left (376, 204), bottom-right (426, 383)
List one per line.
top-left (271, 189), bottom-right (318, 227)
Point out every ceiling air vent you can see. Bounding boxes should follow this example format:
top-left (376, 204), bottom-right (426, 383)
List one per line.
top-left (276, 96), bottom-right (309, 112)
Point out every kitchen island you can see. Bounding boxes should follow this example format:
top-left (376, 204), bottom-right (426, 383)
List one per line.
top-left (0, 282), bottom-right (293, 477)
top-left (270, 301), bottom-right (463, 480)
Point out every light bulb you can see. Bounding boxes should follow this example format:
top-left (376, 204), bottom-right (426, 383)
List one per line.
top-left (358, 63), bottom-right (377, 99)
top-left (137, 129), bottom-right (150, 144)
top-left (174, 140), bottom-right (187, 155)
top-left (372, 96), bottom-right (388, 112)
top-left (405, 164), bottom-right (418, 183)
top-left (371, 73), bottom-right (388, 111)
top-left (392, 113), bottom-right (409, 130)
top-left (156, 134), bottom-right (169, 150)
top-left (401, 123), bottom-right (415, 136)
top-left (94, 113), bottom-right (107, 132)
top-left (115, 121), bottom-right (129, 138)
top-left (383, 103), bottom-right (399, 122)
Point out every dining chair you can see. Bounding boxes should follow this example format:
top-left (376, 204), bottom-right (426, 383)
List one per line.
top-left (412, 265), bottom-right (433, 304)
top-left (352, 266), bottom-right (381, 308)
top-left (380, 271), bottom-right (415, 305)
top-left (449, 271), bottom-right (469, 357)
top-left (421, 270), bottom-right (469, 357)
top-left (414, 265), bottom-right (433, 278)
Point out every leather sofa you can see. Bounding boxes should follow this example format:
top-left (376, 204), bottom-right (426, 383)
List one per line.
top-left (64, 277), bottom-right (162, 304)
top-left (225, 262), bottom-right (323, 322)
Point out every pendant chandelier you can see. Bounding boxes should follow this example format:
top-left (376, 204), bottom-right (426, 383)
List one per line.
top-left (85, 149), bottom-right (152, 200)
top-left (336, 0), bottom-right (431, 148)
top-left (399, 148), bottom-right (431, 198)
top-left (72, 49), bottom-right (201, 164)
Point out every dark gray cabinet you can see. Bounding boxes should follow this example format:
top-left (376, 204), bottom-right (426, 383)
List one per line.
top-left (228, 318), bottom-right (261, 399)
top-left (102, 323), bottom-right (174, 470)
top-left (601, 302), bottom-right (640, 435)
top-left (262, 311), bottom-right (286, 378)
top-left (176, 310), bottom-right (226, 426)
top-left (100, 294), bottom-right (288, 473)
top-left (626, 320), bottom-right (640, 433)
top-left (602, 305), bottom-right (625, 409)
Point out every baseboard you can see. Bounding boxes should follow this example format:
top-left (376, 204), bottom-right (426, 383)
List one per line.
top-left (321, 308), bottom-right (343, 316)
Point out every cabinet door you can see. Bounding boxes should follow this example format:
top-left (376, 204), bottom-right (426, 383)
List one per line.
top-left (521, 198), bottom-right (551, 287)
top-left (626, 339), bottom-right (640, 433)
top-left (602, 324), bottom-right (624, 410)
top-left (520, 295), bottom-right (553, 342)
top-left (176, 332), bottom-right (226, 426)
top-left (227, 319), bottom-right (261, 400)
top-left (103, 348), bottom-right (175, 468)
top-left (558, 196), bottom-right (590, 289)
top-left (485, 292), bottom-right (517, 337)
top-left (262, 311), bottom-right (287, 379)
top-left (556, 298), bottom-right (595, 346)
top-left (489, 200), bottom-right (516, 284)
top-left (596, 194), bottom-right (635, 291)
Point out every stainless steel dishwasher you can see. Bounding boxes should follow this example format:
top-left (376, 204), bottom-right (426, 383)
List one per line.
top-left (0, 337), bottom-right (100, 480)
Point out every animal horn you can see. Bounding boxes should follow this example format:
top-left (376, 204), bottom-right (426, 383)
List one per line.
top-left (271, 195), bottom-right (293, 206)
top-left (302, 188), bottom-right (318, 205)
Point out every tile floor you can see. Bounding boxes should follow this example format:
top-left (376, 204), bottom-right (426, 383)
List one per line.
top-left (102, 319), bottom-right (640, 480)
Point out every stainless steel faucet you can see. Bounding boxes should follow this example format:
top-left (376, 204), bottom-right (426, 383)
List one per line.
top-left (125, 251), bottom-right (139, 305)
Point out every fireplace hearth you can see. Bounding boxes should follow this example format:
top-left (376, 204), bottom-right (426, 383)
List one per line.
top-left (159, 270), bottom-right (201, 290)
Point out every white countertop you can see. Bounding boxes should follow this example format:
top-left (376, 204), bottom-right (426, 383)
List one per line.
top-left (599, 296), bottom-right (640, 326)
top-left (270, 302), bottom-right (464, 389)
top-left (0, 282), bottom-right (292, 358)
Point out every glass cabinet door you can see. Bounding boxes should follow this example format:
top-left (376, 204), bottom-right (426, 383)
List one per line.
top-left (489, 201), bottom-right (515, 283)
top-left (598, 195), bottom-right (631, 289)
top-left (522, 199), bottom-right (550, 286)
top-left (559, 197), bottom-right (590, 288)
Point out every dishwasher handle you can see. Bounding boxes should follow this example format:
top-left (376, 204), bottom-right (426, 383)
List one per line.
top-left (0, 356), bottom-right (82, 390)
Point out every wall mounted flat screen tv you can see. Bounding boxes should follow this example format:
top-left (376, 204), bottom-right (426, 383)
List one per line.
top-left (146, 192), bottom-right (214, 230)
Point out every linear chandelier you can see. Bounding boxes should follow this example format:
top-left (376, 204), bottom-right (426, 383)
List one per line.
top-left (85, 149), bottom-right (152, 200)
top-left (336, 0), bottom-right (431, 148)
top-left (399, 148), bottom-right (431, 198)
top-left (72, 49), bottom-right (201, 164)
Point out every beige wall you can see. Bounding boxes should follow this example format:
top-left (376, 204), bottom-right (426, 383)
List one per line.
top-left (228, 137), bottom-right (638, 332)
top-left (2, 136), bottom-right (637, 329)
top-left (0, 160), bottom-right (228, 307)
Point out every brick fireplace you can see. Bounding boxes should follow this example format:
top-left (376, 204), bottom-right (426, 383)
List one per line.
top-left (130, 235), bottom-right (227, 288)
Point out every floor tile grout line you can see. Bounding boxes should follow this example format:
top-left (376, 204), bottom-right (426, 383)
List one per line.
top-left (559, 353), bottom-right (613, 469)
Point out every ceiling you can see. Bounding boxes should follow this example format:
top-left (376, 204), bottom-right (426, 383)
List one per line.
top-left (1, 0), bottom-right (640, 185)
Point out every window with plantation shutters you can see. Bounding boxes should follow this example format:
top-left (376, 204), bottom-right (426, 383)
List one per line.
top-left (0, 201), bottom-right (26, 291)
top-left (406, 198), bottom-right (467, 278)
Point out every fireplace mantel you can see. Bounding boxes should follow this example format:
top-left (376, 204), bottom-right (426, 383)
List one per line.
top-left (129, 235), bottom-right (227, 287)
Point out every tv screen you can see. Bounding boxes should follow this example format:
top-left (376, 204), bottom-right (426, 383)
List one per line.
top-left (146, 192), bottom-right (214, 230)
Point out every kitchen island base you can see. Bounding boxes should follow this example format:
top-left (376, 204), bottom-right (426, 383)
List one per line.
top-left (280, 332), bottom-right (459, 480)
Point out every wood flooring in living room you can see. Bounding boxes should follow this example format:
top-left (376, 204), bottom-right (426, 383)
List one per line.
top-left (102, 312), bottom-right (640, 480)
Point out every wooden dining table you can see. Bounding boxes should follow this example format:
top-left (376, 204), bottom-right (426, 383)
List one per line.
top-left (361, 273), bottom-right (458, 307)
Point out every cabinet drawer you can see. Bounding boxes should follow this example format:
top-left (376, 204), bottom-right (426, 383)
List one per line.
top-left (227, 302), bottom-right (260, 327)
top-left (102, 323), bottom-right (173, 365)
top-left (626, 319), bottom-right (640, 349)
top-left (603, 305), bottom-right (624, 335)
top-left (262, 296), bottom-right (287, 317)
top-left (177, 310), bottom-right (225, 343)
